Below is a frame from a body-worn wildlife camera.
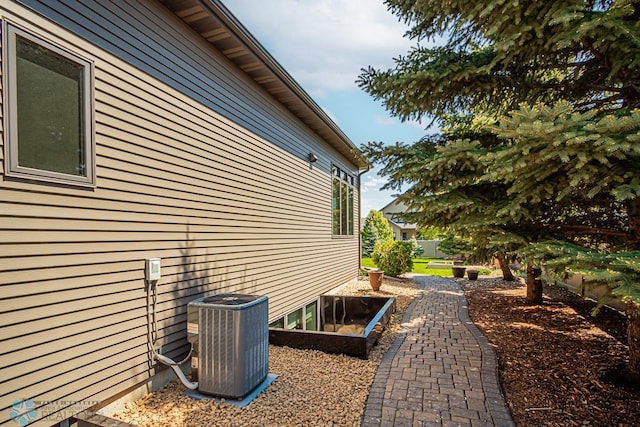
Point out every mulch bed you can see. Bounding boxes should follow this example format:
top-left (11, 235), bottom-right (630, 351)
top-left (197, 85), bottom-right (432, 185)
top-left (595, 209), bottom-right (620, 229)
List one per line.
top-left (460, 277), bottom-right (640, 427)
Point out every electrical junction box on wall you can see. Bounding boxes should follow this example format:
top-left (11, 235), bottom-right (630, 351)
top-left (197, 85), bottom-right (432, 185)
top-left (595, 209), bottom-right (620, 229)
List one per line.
top-left (146, 258), bottom-right (161, 281)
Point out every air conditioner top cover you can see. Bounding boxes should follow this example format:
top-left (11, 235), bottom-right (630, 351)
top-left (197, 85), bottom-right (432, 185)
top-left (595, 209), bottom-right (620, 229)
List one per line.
top-left (189, 293), bottom-right (267, 311)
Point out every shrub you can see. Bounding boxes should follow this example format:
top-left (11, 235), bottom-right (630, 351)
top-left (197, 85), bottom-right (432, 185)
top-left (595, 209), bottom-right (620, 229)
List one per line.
top-left (409, 237), bottom-right (424, 258)
top-left (371, 240), bottom-right (414, 277)
top-left (360, 218), bottom-right (380, 257)
top-left (361, 210), bottom-right (394, 256)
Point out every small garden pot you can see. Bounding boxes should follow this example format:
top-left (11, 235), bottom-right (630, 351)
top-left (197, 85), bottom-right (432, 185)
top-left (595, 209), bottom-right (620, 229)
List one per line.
top-left (452, 266), bottom-right (466, 278)
top-left (368, 270), bottom-right (384, 291)
top-left (466, 269), bottom-right (479, 281)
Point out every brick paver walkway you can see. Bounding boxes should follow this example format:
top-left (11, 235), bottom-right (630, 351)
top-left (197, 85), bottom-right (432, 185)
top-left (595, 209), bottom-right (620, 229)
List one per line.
top-left (361, 276), bottom-right (515, 427)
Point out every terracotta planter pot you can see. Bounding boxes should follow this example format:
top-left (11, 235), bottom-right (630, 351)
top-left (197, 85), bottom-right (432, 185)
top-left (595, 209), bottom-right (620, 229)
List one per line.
top-left (467, 269), bottom-right (479, 281)
top-left (452, 266), bottom-right (466, 278)
top-left (368, 270), bottom-right (384, 291)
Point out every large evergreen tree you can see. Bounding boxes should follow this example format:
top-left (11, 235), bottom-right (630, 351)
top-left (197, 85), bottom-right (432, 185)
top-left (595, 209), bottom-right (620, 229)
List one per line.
top-left (358, 0), bottom-right (640, 378)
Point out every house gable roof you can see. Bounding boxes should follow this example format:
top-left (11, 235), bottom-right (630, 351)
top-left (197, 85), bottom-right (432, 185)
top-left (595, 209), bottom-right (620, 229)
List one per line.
top-left (159, 0), bottom-right (369, 170)
top-left (380, 198), bottom-right (418, 229)
top-left (380, 198), bottom-right (409, 213)
top-left (387, 219), bottom-right (417, 231)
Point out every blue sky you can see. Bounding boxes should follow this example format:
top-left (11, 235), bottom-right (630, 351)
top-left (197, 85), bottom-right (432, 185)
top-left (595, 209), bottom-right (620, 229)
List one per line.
top-left (221, 0), bottom-right (434, 216)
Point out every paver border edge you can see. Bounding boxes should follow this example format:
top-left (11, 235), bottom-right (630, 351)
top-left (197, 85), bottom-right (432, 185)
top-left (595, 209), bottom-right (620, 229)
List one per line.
top-left (453, 279), bottom-right (516, 427)
top-left (360, 280), bottom-right (426, 427)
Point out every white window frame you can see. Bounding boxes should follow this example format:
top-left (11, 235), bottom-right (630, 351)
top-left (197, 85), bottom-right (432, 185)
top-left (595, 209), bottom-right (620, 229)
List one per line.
top-left (269, 300), bottom-right (320, 331)
top-left (3, 21), bottom-right (95, 186)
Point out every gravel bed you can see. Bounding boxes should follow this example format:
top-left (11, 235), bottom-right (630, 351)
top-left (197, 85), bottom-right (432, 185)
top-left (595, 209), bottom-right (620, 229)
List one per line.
top-left (113, 276), bottom-right (420, 427)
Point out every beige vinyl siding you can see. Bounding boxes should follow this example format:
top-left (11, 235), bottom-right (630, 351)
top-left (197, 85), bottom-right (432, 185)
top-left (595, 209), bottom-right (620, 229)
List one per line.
top-left (0, 1), bottom-right (360, 424)
top-left (25, 0), bottom-right (333, 163)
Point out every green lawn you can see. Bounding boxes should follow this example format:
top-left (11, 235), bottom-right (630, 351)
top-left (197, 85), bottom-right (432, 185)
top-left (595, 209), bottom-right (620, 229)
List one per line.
top-left (362, 257), bottom-right (454, 277)
top-left (361, 257), bottom-right (377, 269)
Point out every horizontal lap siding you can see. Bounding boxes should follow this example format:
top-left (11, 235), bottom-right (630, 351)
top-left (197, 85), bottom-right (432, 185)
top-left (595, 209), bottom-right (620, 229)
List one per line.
top-left (0, 0), bottom-right (360, 424)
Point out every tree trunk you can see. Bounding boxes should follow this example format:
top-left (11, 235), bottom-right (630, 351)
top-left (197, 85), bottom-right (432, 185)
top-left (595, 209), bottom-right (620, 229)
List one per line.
top-left (624, 199), bottom-right (640, 382)
top-left (627, 300), bottom-right (640, 378)
top-left (525, 264), bottom-right (543, 305)
top-left (628, 196), bottom-right (640, 250)
top-left (496, 253), bottom-right (515, 281)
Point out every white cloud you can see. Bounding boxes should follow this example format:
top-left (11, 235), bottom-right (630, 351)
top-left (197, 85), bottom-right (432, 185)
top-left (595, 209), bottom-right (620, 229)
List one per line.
top-left (359, 166), bottom-right (399, 212)
top-left (374, 115), bottom-right (397, 126)
top-left (222, 0), bottom-right (417, 96)
top-left (363, 175), bottom-right (386, 188)
top-left (375, 115), bottom-right (430, 131)
top-left (406, 119), bottom-right (427, 130)
top-left (361, 189), bottom-right (394, 214)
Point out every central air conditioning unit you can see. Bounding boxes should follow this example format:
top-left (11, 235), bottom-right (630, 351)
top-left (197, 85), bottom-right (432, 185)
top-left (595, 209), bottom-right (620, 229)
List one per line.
top-left (187, 293), bottom-right (269, 398)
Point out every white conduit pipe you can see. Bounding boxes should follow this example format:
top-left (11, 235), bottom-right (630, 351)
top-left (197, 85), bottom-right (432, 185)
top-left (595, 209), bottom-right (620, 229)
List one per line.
top-left (155, 353), bottom-right (198, 390)
top-left (147, 281), bottom-right (198, 390)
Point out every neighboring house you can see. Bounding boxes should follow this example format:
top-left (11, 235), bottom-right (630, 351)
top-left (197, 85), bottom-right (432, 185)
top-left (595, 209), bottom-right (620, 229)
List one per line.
top-left (380, 199), bottom-right (417, 241)
top-left (0, 1), bottom-right (367, 425)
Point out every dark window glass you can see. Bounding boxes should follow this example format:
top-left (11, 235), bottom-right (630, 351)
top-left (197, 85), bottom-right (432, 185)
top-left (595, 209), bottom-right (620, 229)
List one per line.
top-left (332, 178), bottom-right (341, 234)
top-left (331, 165), bottom-right (355, 236)
top-left (305, 301), bottom-right (317, 331)
top-left (347, 187), bottom-right (354, 235)
top-left (287, 308), bottom-right (303, 330)
top-left (269, 318), bottom-right (284, 328)
top-left (16, 35), bottom-right (85, 176)
top-left (340, 181), bottom-right (348, 235)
